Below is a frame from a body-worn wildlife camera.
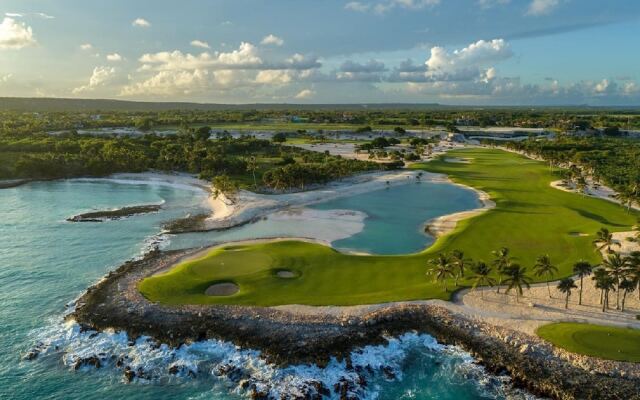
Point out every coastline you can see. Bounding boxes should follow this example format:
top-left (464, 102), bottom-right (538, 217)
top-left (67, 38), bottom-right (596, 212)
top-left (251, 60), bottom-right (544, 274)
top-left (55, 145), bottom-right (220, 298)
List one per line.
top-left (68, 249), bottom-right (640, 400)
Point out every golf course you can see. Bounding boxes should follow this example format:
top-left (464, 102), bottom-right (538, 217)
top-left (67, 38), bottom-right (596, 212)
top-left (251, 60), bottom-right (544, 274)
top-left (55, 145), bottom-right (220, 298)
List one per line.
top-left (537, 322), bottom-right (640, 362)
top-left (139, 148), bottom-right (639, 306)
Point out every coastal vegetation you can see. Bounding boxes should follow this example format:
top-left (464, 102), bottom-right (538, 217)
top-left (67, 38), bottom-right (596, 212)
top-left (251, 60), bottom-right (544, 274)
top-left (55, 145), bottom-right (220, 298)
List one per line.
top-left (536, 322), bottom-right (640, 362)
top-left (0, 131), bottom-right (384, 190)
top-left (139, 148), bottom-right (639, 306)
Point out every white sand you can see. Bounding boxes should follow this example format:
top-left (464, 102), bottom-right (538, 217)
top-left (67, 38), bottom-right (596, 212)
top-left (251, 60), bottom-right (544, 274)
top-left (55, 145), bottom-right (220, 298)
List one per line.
top-left (550, 179), bottom-right (639, 210)
top-left (424, 185), bottom-right (495, 238)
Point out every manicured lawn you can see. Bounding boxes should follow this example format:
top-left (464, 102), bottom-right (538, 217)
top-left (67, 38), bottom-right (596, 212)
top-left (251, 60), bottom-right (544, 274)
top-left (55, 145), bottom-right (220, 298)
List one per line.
top-left (140, 148), bottom-right (638, 306)
top-left (537, 322), bottom-right (640, 362)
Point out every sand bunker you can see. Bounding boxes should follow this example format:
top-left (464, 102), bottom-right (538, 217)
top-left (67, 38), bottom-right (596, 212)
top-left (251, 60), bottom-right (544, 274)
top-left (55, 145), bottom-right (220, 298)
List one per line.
top-left (205, 282), bottom-right (239, 296)
top-left (568, 232), bottom-right (589, 237)
top-left (275, 269), bottom-right (299, 279)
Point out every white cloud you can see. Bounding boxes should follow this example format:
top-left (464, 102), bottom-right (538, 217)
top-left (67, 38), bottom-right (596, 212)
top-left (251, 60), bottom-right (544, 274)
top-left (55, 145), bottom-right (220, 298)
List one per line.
top-left (295, 89), bottom-right (315, 99)
top-left (425, 38), bottom-right (512, 77)
top-left (190, 40), bottom-right (210, 49)
top-left (73, 66), bottom-right (116, 94)
top-left (344, 2), bottom-right (370, 12)
top-left (0, 73), bottom-right (12, 83)
top-left (5, 13), bottom-right (23, 18)
top-left (122, 41), bottom-right (323, 97)
top-left (132, 18), bottom-right (151, 28)
top-left (526, 0), bottom-right (559, 16)
top-left (106, 53), bottom-right (123, 62)
top-left (261, 34), bottom-right (284, 46)
top-left (347, 0), bottom-right (440, 14)
top-left (477, 0), bottom-right (510, 9)
top-left (80, 43), bottom-right (93, 51)
top-left (255, 70), bottom-right (292, 84)
top-left (36, 13), bottom-right (55, 19)
top-left (0, 17), bottom-right (36, 49)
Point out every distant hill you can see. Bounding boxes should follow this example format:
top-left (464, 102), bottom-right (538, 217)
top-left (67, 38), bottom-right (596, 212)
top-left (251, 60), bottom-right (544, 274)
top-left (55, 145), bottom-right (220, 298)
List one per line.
top-left (0, 97), bottom-right (445, 112)
top-left (0, 97), bottom-right (638, 112)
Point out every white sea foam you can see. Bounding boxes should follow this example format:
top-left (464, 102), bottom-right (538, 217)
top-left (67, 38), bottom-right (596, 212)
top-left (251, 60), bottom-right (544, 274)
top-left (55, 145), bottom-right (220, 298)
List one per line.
top-left (28, 323), bottom-right (537, 400)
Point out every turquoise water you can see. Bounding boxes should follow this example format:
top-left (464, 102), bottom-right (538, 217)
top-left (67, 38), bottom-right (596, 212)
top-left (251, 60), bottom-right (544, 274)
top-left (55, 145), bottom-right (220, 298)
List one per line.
top-left (167, 182), bottom-right (479, 255)
top-left (0, 178), bottom-right (530, 400)
top-left (313, 182), bottom-right (479, 254)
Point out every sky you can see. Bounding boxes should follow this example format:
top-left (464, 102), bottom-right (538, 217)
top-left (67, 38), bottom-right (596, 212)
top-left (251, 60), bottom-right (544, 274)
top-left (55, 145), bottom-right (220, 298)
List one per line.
top-left (0, 0), bottom-right (639, 105)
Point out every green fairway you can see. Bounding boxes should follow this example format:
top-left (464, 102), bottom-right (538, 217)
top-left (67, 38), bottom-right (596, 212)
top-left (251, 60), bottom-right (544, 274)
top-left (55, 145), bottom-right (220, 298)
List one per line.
top-left (139, 148), bottom-right (638, 306)
top-left (536, 322), bottom-right (640, 362)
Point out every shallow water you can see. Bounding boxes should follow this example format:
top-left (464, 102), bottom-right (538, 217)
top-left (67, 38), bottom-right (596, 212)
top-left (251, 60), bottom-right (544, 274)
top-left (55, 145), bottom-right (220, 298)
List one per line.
top-left (0, 178), bottom-right (531, 399)
top-left (167, 181), bottom-right (479, 255)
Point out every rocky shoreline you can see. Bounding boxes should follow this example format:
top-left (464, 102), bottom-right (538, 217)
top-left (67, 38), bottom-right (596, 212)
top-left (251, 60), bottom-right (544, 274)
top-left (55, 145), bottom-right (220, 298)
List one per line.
top-left (67, 204), bottom-right (162, 222)
top-left (69, 250), bottom-right (640, 400)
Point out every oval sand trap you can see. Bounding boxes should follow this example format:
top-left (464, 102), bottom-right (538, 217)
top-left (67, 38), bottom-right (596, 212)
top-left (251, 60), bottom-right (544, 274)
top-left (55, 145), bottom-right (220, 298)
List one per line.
top-left (205, 282), bottom-right (239, 296)
top-left (275, 269), bottom-right (299, 279)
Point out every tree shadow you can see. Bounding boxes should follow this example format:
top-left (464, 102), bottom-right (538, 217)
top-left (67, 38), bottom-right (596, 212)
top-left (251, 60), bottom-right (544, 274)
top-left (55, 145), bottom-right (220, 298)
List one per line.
top-left (568, 207), bottom-right (627, 227)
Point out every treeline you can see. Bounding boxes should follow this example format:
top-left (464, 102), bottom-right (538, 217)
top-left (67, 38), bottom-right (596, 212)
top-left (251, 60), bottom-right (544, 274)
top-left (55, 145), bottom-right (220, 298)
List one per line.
top-left (0, 129), bottom-right (386, 192)
top-left (504, 137), bottom-right (640, 202)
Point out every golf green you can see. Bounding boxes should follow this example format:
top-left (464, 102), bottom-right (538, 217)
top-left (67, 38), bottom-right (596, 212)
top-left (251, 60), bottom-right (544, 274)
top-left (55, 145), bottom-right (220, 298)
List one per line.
top-left (537, 322), bottom-right (640, 362)
top-left (140, 148), bottom-right (638, 306)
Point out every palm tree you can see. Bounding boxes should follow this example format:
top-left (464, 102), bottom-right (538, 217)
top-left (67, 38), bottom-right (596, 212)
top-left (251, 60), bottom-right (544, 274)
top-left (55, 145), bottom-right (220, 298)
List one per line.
top-left (628, 219), bottom-right (640, 243)
top-left (470, 261), bottom-right (496, 298)
top-left (533, 255), bottom-right (558, 298)
top-left (619, 279), bottom-right (636, 312)
top-left (428, 254), bottom-right (455, 292)
top-left (557, 278), bottom-right (578, 309)
top-left (246, 156), bottom-right (258, 189)
top-left (593, 227), bottom-right (620, 253)
top-left (450, 249), bottom-right (471, 288)
top-left (593, 270), bottom-right (616, 312)
top-left (492, 247), bottom-right (512, 294)
top-left (503, 264), bottom-right (532, 303)
top-left (625, 251), bottom-right (640, 300)
top-left (602, 252), bottom-right (628, 310)
top-left (572, 260), bottom-right (593, 305)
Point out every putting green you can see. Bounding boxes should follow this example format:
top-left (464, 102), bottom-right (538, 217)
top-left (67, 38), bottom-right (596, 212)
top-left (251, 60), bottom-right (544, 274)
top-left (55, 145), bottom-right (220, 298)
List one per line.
top-left (537, 322), bottom-right (640, 362)
top-left (139, 148), bottom-right (638, 306)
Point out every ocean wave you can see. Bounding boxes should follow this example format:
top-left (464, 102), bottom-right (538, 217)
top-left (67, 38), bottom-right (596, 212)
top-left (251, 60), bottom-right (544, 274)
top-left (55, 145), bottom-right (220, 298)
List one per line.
top-left (26, 322), bottom-right (538, 400)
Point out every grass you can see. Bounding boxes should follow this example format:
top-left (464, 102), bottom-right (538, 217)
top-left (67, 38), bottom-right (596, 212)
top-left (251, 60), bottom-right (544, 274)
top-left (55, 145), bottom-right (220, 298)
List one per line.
top-left (139, 148), bottom-right (638, 306)
top-left (536, 322), bottom-right (640, 362)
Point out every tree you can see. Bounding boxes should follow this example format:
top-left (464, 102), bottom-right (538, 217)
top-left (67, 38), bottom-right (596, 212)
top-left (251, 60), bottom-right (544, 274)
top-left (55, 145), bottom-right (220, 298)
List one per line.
top-left (572, 260), bottom-right (593, 305)
top-left (428, 254), bottom-right (455, 292)
top-left (450, 249), bottom-right (471, 288)
top-left (557, 278), bottom-right (577, 309)
top-left (272, 132), bottom-right (287, 144)
top-left (619, 279), bottom-right (636, 312)
top-left (503, 264), bottom-right (532, 303)
top-left (492, 247), bottom-right (512, 293)
top-left (602, 252), bottom-right (628, 310)
top-left (593, 269), bottom-right (616, 312)
top-left (246, 156), bottom-right (258, 189)
top-left (533, 255), bottom-right (558, 298)
top-left (593, 227), bottom-right (620, 253)
top-left (470, 261), bottom-right (495, 298)
top-left (212, 174), bottom-right (238, 204)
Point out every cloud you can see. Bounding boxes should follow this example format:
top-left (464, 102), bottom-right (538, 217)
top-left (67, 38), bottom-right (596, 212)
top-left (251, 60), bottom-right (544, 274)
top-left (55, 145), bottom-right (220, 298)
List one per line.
top-left (191, 40), bottom-right (210, 49)
top-left (80, 43), bottom-right (93, 51)
top-left (5, 13), bottom-right (23, 18)
top-left (526, 0), bottom-right (559, 16)
top-left (346, 0), bottom-right (440, 14)
top-left (73, 66), bottom-right (116, 94)
top-left (0, 17), bottom-right (36, 49)
top-left (106, 53), bottom-right (123, 62)
top-left (122, 42), bottom-right (323, 97)
top-left (36, 13), bottom-right (55, 19)
top-left (0, 73), bottom-right (12, 83)
top-left (337, 59), bottom-right (387, 82)
top-left (344, 2), bottom-right (370, 12)
top-left (477, 0), bottom-right (510, 8)
top-left (132, 18), bottom-right (151, 28)
top-left (261, 34), bottom-right (284, 46)
top-left (295, 89), bottom-right (315, 99)
top-left (424, 38), bottom-right (512, 78)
